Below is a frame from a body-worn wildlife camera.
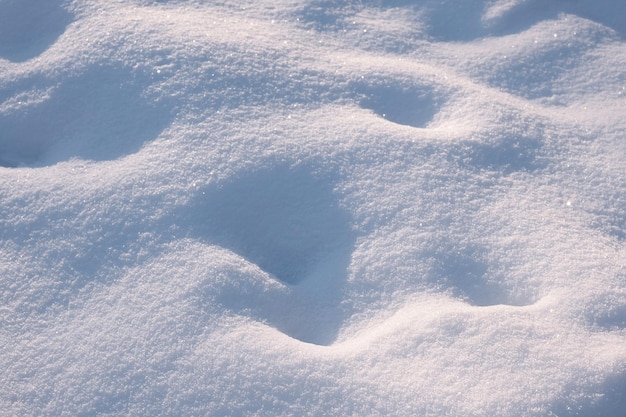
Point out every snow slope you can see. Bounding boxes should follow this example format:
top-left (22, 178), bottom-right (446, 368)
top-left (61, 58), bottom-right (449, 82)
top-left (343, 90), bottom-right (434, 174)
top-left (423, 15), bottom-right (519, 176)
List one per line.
top-left (1, 0), bottom-right (625, 415)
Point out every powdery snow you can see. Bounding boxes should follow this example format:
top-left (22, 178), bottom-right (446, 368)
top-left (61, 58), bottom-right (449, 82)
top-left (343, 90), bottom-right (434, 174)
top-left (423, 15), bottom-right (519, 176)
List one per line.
top-left (1, 0), bottom-right (625, 416)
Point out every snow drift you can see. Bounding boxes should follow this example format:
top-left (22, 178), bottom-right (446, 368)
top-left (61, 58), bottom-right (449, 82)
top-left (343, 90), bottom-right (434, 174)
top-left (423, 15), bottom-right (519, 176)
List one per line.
top-left (1, 0), bottom-right (625, 415)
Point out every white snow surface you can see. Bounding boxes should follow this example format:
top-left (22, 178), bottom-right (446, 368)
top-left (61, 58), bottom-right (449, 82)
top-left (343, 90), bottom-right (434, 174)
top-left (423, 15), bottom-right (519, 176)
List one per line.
top-left (1, 0), bottom-right (626, 415)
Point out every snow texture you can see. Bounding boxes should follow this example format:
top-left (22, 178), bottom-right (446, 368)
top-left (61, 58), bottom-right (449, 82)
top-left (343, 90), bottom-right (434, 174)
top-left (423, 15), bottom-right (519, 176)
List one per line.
top-left (1, 0), bottom-right (625, 416)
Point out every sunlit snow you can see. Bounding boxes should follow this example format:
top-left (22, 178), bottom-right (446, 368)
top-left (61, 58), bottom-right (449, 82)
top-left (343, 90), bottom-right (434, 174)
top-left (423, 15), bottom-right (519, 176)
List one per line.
top-left (1, 0), bottom-right (625, 416)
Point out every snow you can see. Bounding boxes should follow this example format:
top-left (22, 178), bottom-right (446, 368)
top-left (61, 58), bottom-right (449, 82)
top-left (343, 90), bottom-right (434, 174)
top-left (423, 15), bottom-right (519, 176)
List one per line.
top-left (1, 0), bottom-right (625, 415)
